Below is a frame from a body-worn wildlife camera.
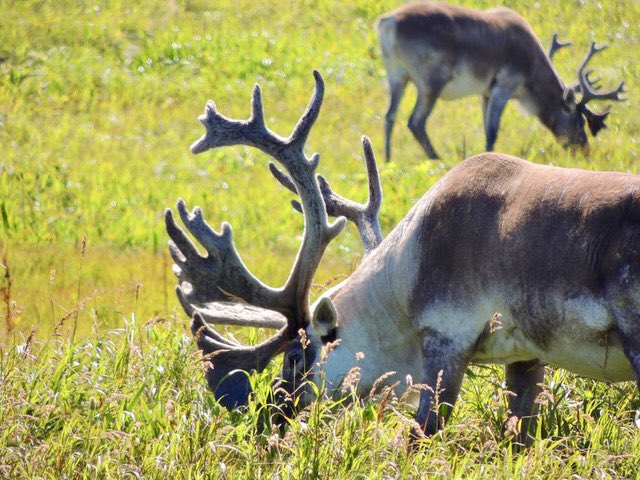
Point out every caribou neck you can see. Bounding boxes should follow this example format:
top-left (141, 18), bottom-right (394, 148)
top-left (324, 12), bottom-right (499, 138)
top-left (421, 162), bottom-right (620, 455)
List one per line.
top-left (317, 205), bottom-right (426, 394)
top-left (521, 53), bottom-right (570, 133)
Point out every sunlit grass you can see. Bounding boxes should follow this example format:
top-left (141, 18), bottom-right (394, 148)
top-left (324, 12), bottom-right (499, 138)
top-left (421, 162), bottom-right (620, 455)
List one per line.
top-left (1, 0), bottom-right (640, 478)
top-left (2, 328), bottom-right (640, 478)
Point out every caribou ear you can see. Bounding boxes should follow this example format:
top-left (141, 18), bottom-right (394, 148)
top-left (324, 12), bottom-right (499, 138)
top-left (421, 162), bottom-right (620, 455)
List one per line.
top-left (583, 106), bottom-right (610, 136)
top-left (312, 297), bottom-right (338, 337)
top-left (563, 87), bottom-right (576, 105)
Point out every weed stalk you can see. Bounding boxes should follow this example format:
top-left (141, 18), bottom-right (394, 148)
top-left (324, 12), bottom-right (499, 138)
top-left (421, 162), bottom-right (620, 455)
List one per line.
top-left (1, 253), bottom-right (13, 343)
top-left (71, 234), bottom-right (87, 341)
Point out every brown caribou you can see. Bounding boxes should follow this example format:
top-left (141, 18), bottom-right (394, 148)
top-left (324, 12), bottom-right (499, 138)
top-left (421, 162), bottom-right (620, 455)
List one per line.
top-left (166, 72), bottom-right (639, 441)
top-left (378, 2), bottom-right (626, 161)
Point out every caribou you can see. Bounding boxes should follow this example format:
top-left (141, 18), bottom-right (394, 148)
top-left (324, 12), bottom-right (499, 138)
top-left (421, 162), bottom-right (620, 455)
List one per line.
top-left (378, 2), bottom-right (626, 161)
top-left (166, 72), bottom-right (639, 441)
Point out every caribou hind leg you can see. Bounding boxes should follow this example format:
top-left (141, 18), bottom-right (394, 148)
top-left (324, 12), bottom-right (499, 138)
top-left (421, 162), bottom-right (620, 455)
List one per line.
top-left (407, 79), bottom-right (445, 160)
top-left (383, 73), bottom-right (408, 163)
top-left (616, 318), bottom-right (640, 392)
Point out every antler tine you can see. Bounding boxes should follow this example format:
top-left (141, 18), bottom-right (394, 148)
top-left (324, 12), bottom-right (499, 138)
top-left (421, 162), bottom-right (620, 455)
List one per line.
top-left (250, 82), bottom-right (267, 129)
top-left (317, 136), bottom-right (383, 253)
top-left (362, 136), bottom-right (383, 219)
top-left (288, 70), bottom-right (325, 152)
top-left (581, 80), bottom-right (626, 104)
top-left (270, 136), bottom-right (383, 254)
top-left (269, 161), bottom-right (298, 194)
top-left (584, 70), bottom-right (602, 91)
top-left (190, 82), bottom-right (283, 155)
top-left (175, 287), bottom-right (287, 330)
top-left (578, 41), bottom-right (607, 74)
top-left (576, 42), bottom-right (626, 106)
top-left (191, 313), bottom-right (287, 363)
top-left (165, 202), bottom-right (282, 309)
top-left (548, 32), bottom-right (572, 60)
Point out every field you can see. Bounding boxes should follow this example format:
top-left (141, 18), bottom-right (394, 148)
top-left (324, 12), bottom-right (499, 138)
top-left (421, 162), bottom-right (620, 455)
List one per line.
top-left (1, 0), bottom-right (640, 477)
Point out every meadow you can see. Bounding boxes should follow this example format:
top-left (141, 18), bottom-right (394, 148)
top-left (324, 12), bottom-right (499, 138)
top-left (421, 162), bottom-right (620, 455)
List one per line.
top-left (1, 0), bottom-right (640, 477)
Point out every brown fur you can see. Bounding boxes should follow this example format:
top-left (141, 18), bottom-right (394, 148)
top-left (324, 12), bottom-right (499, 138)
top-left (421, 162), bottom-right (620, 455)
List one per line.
top-left (388, 2), bottom-right (542, 75)
top-left (410, 153), bottom-right (640, 347)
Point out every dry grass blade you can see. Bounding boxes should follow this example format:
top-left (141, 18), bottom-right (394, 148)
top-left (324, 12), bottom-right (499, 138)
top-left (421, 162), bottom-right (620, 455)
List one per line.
top-left (52, 298), bottom-right (90, 337)
top-left (1, 254), bottom-right (13, 337)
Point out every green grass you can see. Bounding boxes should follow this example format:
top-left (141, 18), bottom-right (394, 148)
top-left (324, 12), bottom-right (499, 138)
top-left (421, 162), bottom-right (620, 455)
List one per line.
top-left (1, 0), bottom-right (640, 478)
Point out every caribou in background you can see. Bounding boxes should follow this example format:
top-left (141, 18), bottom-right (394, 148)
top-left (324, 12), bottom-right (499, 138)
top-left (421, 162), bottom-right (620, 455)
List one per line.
top-left (377, 2), bottom-right (626, 161)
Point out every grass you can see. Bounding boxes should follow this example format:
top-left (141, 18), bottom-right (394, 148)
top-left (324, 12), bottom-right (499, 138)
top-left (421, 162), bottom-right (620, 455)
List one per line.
top-left (1, 0), bottom-right (640, 478)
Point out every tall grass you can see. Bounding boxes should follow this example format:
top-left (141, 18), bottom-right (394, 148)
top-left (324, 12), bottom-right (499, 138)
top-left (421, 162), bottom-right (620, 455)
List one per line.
top-left (1, 0), bottom-right (639, 478)
top-left (2, 322), bottom-right (640, 478)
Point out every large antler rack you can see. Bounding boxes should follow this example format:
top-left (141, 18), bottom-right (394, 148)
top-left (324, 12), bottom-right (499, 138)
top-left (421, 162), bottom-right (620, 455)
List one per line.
top-left (166, 71), bottom-right (346, 408)
top-left (269, 136), bottom-right (383, 254)
top-left (570, 41), bottom-right (626, 135)
top-left (576, 41), bottom-right (626, 107)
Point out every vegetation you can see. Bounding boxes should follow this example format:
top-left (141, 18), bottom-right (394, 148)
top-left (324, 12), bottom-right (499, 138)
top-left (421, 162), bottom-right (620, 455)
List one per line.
top-left (1, 0), bottom-right (639, 477)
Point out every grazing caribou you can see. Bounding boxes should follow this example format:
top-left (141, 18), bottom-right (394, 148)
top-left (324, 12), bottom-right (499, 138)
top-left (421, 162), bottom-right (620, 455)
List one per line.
top-left (166, 72), bottom-right (640, 441)
top-left (377, 2), bottom-right (626, 161)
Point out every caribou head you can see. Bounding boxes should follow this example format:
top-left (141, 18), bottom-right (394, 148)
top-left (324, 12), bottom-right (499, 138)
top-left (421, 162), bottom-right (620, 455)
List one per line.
top-left (166, 71), bottom-right (383, 413)
top-left (555, 40), bottom-right (627, 148)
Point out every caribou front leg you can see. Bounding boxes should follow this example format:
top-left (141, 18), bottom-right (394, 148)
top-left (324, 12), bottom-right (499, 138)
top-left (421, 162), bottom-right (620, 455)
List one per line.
top-left (483, 84), bottom-right (515, 151)
top-left (505, 359), bottom-right (545, 445)
top-left (414, 329), bottom-right (470, 437)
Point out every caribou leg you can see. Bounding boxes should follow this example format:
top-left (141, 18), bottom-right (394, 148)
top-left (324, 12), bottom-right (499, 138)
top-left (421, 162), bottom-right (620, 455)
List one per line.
top-left (617, 327), bottom-right (640, 392)
top-left (484, 84), bottom-right (514, 151)
top-left (414, 329), bottom-right (470, 436)
top-left (407, 79), bottom-right (445, 160)
top-left (505, 359), bottom-right (545, 445)
top-left (612, 298), bottom-right (640, 392)
top-left (384, 75), bottom-right (409, 163)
